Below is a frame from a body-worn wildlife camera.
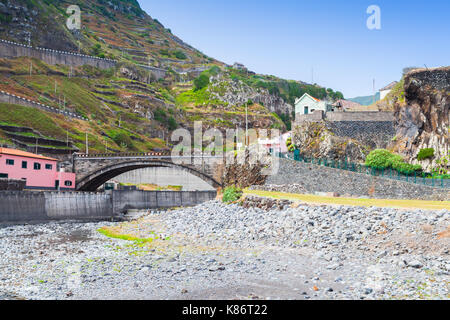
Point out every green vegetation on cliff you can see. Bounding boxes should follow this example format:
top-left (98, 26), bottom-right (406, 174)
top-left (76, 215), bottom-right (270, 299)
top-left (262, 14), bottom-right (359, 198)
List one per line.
top-left (365, 149), bottom-right (422, 175)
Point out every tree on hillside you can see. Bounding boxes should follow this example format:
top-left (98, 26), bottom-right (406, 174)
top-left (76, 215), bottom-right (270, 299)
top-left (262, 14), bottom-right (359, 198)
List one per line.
top-left (194, 74), bottom-right (210, 91)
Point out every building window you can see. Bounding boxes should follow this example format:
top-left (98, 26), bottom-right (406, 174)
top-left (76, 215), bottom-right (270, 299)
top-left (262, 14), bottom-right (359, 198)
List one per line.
top-left (22, 161), bottom-right (27, 169)
top-left (34, 163), bottom-right (41, 170)
top-left (0, 173), bottom-right (8, 178)
top-left (6, 159), bottom-right (14, 166)
top-left (45, 164), bottom-right (53, 170)
top-left (64, 181), bottom-right (73, 187)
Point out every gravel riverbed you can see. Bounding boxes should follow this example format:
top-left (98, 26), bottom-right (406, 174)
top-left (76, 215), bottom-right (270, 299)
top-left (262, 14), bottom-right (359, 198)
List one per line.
top-left (0, 200), bottom-right (449, 300)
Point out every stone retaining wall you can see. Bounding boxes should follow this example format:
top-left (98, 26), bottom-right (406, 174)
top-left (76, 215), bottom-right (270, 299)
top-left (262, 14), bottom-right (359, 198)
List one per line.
top-left (326, 112), bottom-right (394, 122)
top-left (0, 190), bottom-right (217, 223)
top-left (266, 159), bottom-right (450, 201)
top-left (325, 121), bottom-right (395, 147)
top-left (0, 90), bottom-right (87, 120)
top-left (0, 179), bottom-right (26, 191)
top-left (0, 40), bottom-right (116, 69)
top-left (0, 40), bottom-right (167, 80)
top-left (111, 190), bottom-right (217, 213)
top-left (294, 111), bottom-right (394, 125)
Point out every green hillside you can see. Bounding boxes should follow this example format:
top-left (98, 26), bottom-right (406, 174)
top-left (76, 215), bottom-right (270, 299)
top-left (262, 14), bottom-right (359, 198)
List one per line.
top-left (0, 0), bottom-right (345, 155)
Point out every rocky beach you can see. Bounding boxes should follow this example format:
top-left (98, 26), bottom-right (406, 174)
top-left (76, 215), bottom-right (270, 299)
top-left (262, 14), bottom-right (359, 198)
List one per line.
top-left (0, 200), bottom-right (448, 300)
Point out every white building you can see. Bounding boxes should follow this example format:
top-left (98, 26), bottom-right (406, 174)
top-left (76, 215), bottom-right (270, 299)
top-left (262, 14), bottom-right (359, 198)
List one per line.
top-left (233, 62), bottom-right (247, 71)
top-left (294, 93), bottom-right (334, 115)
top-left (379, 81), bottom-right (398, 100)
top-left (258, 132), bottom-right (291, 153)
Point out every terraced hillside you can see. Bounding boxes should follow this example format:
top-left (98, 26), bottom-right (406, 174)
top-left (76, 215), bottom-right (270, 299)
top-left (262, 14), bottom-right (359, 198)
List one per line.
top-left (0, 0), bottom-right (344, 157)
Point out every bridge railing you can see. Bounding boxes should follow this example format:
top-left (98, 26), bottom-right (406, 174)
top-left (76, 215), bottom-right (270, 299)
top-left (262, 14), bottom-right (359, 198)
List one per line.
top-left (74, 152), bottom-right (172, 158)
top-left (73, 152), bottom-right (229, 159)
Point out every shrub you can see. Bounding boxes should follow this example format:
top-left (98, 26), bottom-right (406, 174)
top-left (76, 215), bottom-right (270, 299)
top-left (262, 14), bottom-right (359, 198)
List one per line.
top-left (366, 149), bottom-right (422, 175)
top-left (417, 148), bottom-right (435, 161)
top-left (159, 49), bottom-right (169, 56)
top-left (222, 186), bottom-right (243, 203)
top-left (365, 149), bottom-right (402, 169)
top-left (167, 116), bottom-right (177, 131)
top-left (286, 137), bottom-right (295, 152)
top-left (173, 50), bottom-right (187, 60)
top-left (434, 153), bottom-right (449, 175)
top-left (111, 132), bottom-right (134, 149)
top-left (153, 107), bottom-right (166, 122)
top-left (193, 74), bottom-right (210, 91)
top-left (286, 137), bottom-right (292, 147)
top-left (392, 160), bottom-right (422, 176)
top-left (91, 44), bottom-right (103, 57)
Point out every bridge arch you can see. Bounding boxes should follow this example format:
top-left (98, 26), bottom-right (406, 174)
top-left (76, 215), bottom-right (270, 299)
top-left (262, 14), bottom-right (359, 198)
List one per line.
top-left (76, 159), bottom-right (222, 191)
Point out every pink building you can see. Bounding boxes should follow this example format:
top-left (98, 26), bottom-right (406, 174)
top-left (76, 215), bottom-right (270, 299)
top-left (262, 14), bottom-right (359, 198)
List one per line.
top-left (0, 148), bottom-right (75, 190)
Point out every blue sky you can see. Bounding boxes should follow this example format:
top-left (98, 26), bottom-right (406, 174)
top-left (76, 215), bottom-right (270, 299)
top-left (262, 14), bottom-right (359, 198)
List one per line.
top-left (138, 0), bottom-right (449, 98)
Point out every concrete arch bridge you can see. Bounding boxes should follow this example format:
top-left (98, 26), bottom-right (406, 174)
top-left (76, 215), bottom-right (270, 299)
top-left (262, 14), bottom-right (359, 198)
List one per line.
top-left (72, 153), bottom-right (223, 191)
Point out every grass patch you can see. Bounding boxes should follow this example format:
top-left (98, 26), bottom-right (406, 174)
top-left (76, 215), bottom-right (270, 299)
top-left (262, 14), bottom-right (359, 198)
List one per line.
top-left (98, 227), bottom-right (157, 244)
top-left (223, 186), bottom-right (243, 203)
top-left (0, 102), bottom-right (66, 138)
top-left (244, 189), bottom-right (450, 211)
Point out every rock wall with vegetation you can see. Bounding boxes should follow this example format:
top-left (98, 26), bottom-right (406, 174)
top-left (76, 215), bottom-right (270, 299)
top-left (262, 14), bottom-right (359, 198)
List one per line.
top-left (390, 67), bottom-right (449, 172)
top-left (292, 119), bottom-right (395, 162)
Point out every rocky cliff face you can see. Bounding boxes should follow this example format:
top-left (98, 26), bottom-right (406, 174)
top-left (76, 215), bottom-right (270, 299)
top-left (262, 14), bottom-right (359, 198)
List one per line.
top-left (391, 67), bottom-right (449, 171)
top-left (0, 0), bottom-right (79, 51)
top-left (292, 121), bottom-right (371, 162)
top-left (209, 74), bottom-right (293, 116)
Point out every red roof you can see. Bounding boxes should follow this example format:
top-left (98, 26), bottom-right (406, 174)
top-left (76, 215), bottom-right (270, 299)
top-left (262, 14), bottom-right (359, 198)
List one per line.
top-left (296, 93), bottom-right (321, 103)
top-left (0, 148), bottom-right (57, 161)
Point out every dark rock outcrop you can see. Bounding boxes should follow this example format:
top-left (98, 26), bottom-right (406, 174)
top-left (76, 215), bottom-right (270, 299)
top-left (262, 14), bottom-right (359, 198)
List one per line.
top-left (391, 67), bottom-right (449, 171)
top-left (222, 147), bottom-right (274, 189)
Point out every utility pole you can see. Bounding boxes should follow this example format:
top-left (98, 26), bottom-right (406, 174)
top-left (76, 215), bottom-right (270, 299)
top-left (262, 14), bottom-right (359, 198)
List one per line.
top-left (235, 124), bottom-right (238, 151)
top-left (245, 103), bottom-right (248, 146)
top-left (85, 132), bottom-right (89, 155)
top-left (30, 61), bottom-right (32, 76)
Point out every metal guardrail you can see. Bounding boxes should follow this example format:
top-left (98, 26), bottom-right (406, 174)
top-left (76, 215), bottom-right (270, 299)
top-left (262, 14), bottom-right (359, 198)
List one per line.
top-left (73, 153), bottom-right (225, 159)
top-left (273, 151), bottom-right (450, 189)
top-left (0, 39), bottom-right (117, 62)
top-left (0, 90), bottom-right (88, 121)
top-left (74, 152), bottom-right (170, 158)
